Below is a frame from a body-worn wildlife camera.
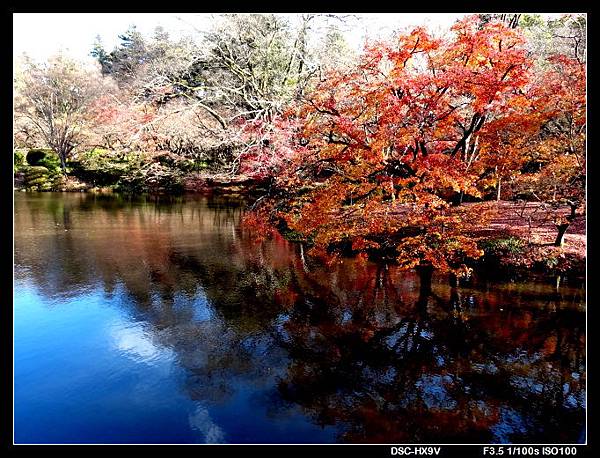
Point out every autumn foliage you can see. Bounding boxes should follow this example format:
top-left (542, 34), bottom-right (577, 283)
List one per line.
top-left (14, 14), bottom-right (585, 274)
top-left (242, 15), bottom-right (586, 275)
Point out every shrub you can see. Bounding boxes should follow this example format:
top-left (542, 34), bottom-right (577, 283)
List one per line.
top-left (117, 162), bottom-right (184, 194)
top-left (26, 149), bottom-right (47, 165)
top-left (155, 152), bottom-right (205, 172)
top-left (70, 149), bottom-right (135, 186)
top-left (479, 236), bottom-right (525, 257)
top-left (14, 150), bottom-right (26, 165)
top-left (14, 150), bottom-right (27, 172)
top-left (22, 166), bottom-right (53, 191)
top-left (26, 149), bottom-right (62, 173)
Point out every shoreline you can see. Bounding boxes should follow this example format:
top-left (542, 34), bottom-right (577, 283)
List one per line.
top-left (13, 185), bottom-right (587, 281)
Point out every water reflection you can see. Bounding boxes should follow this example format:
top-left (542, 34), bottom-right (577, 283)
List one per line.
top-left (14, 192), bottom-right (585, 443)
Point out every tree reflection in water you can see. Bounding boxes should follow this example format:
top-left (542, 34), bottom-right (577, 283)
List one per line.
top-left (14, 193), bottom-right (585, 443)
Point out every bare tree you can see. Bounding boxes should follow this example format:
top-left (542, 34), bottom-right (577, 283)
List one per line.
top-left (132, 14), bottom-right (357, 124)
top-left (14, 54), bottom-right (111, 170)
top-left (85, 14), bottom-right (359, 174)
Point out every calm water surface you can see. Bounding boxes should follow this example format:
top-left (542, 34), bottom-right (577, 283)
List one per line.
top-left (14, 192), bottom-right (586, 444)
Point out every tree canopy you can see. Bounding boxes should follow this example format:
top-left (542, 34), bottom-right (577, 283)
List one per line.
top-left (14, 13), bottom-right (586, 272)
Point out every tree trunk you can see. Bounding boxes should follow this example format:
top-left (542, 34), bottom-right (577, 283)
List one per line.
top-left (417, 262), bottom-right (433, 296)
top-left (448, 272), bottom-right (458, 288)
top-left (299, 243), bottom-right (309, 272)
top-left (554, 223), bottom-right (570, 247)
top-left (59, 154), bottom-right (67, 173)
top-left (496, 177), bottom-right (502, 201)
top-left (568, 202), bottom-right (578, 220)
top-left (57, 148), bottom-right (68, 172)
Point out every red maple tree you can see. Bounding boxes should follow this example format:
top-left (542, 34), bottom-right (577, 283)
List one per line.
top-left (242, 15), bottom-right (585, 280)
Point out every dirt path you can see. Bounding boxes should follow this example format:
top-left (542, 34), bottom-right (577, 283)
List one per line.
top-left (469, 201), bottom-right (586, 259)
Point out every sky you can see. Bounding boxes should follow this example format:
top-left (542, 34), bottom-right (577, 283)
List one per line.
top-left (13, 13), bottom-right (469, 63)
top-left (13, 13), bottom-right (568, 65)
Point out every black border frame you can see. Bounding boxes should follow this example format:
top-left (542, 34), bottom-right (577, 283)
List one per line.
top-left (2, 3), bottom-right (594, 456)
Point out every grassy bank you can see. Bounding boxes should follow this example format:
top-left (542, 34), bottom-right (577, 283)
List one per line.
top-left (13, 148), bottom-right (267, 196)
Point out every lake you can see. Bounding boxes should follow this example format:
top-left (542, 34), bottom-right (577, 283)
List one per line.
top-left (13, 192), bottom-right (586, 444)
